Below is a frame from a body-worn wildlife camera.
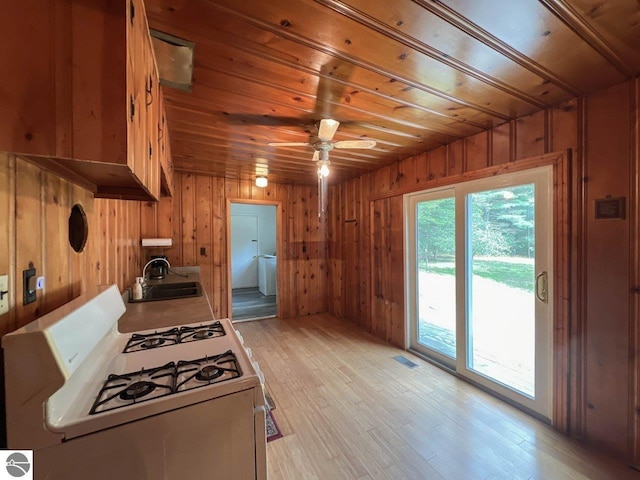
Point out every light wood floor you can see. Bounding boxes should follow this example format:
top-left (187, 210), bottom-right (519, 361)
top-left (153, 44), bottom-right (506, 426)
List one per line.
top-left (235, 314), bottom-right (640, 480)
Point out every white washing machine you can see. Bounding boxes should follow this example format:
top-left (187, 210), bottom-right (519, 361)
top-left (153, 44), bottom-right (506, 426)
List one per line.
top-left (258, 255), bottom-right (277, 296)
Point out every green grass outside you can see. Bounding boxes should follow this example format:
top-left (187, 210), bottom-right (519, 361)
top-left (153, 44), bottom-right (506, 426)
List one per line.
top-left (422, 259), bottom-right (534, 292)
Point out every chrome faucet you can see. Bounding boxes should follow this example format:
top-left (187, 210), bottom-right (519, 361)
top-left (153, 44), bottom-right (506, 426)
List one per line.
top-left (142, 257), bottom-right (171, 280)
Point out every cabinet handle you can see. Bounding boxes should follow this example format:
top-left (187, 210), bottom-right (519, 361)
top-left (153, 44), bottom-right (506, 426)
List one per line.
top-left (535, 271), bottom-right (548, 304)
top-left (145, 76), bottom-right (154, 107)
top-left (158, 124), bottom-right (163, 141)
top-left (129, 95), bottom-right (135, 122)
top-left (148, 141), bottom-right (153, 159)
top-left (130, 0), bottom-right (135, 25)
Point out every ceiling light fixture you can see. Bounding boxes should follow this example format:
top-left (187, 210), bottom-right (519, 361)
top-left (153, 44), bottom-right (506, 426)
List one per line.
top-left (256, 176), bottom-right (268, 188)
top-left (318, 162), bottom-right (330, 177)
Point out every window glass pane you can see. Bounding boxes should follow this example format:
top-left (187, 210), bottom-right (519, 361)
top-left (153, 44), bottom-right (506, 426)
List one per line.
top-left (416, 198), bottom-right (456, 358)
top-left (467, 185), bottom-right (535, 397)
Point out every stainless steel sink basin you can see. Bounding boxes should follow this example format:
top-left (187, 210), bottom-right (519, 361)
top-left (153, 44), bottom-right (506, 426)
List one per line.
top-left (129, 282), bottom-right (203, 303)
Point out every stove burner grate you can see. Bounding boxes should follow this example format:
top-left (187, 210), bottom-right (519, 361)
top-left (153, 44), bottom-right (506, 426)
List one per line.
top-left (89, 362), bottom-right (176, 415)
top-left (176, 350), bottom-right (242, 392)
top-left (180, 321), bottom-right (226, 344)
top-left (90, 350), bottom-right (242, 415)
top-left (123, 328), bottom-right (179, 353)
top-left (122, 321), bottom-right (226, 353)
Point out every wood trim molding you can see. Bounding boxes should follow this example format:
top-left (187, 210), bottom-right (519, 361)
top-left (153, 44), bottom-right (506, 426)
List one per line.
top-left (570, 97), bottom-right (588, 440)
top-left (552, 149), bottom-right (571, 433)
top-left (630, 77), bottom-right (640, 466)
top-left (367, 150), bottom-right (565, 201)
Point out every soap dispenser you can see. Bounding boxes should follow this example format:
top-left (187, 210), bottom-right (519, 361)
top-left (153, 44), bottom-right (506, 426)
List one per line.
top-left (132, 277), bottom-right (143, 300)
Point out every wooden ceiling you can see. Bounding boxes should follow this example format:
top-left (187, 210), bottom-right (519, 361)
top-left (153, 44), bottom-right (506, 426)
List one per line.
top-left (145, 0), bottom-right (640, 186)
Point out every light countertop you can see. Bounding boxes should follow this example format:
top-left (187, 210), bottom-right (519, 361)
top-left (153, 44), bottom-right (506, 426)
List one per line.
top-left (118, 267), bottom-right (216, 333)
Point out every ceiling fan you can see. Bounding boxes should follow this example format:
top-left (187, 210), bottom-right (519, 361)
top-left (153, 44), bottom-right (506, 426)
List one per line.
top-left (268, 118), bottom-right (376, 216)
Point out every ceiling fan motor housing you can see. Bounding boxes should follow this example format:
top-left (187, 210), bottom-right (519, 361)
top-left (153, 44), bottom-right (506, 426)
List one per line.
top-left (314, 141), bottom-right (334, 152)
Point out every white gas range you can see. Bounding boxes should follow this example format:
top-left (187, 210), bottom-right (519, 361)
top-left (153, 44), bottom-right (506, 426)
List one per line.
top-left (2, 285), bottom-right (267, 480)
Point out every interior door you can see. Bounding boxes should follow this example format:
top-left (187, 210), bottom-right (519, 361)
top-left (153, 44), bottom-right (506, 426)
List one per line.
top-left (406, 166), bottom-right (553, 418)
top-left (231, 215), bottom-right (258, 289)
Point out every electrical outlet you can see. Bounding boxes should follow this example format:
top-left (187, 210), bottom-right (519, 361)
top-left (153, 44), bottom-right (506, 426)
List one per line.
top-left (0, 274), bottom-right (8, 315)
top-left (23, 268), bottom-right (36, 305)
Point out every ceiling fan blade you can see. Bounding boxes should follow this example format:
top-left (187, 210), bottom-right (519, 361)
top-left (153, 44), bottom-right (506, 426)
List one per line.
top-left (312, 150), bottom-right (319, 161)
top-left (267, 142), bottom-right (310, 147)
top-left (333, 140), bottom-right (377, 149)
top-left (317, 119), bottom-right (340, 142)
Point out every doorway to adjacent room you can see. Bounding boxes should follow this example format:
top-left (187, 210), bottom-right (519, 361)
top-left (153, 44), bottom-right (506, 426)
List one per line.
top-left (229, 201), bottom-right (279, 321)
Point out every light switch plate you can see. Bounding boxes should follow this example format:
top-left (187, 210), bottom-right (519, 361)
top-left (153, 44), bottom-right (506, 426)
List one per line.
top-left (23, 268), bottom-right (36, 305)
top-left (0, 274), bottom-right (8, 315)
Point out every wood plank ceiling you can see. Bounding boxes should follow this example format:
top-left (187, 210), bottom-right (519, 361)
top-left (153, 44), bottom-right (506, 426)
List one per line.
top-left (145, 0), bottom-right (640, 186)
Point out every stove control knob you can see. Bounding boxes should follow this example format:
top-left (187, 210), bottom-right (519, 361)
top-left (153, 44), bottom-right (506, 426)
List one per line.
top-left (245, 347), bottom-right (252, 358)
top-left (253, 361), bottom-right (265, 384)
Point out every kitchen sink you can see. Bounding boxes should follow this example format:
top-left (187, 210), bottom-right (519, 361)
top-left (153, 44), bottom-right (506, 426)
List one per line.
top-left (129, 282), bottom-right (203, 303)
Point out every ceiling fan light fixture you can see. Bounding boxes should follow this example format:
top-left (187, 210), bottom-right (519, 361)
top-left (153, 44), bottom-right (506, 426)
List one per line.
top-left (318, 161), bottom-right (330, 177)
top-left (255, 176), bottom-right (268, 188)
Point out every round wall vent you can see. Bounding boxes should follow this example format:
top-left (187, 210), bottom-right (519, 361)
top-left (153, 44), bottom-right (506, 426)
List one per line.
top-left (69, 204), bottom-right (88, 253)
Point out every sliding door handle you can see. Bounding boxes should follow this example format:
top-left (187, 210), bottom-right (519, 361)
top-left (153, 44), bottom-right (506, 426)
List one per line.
top-left (535, 271), bottom-right (548, 304)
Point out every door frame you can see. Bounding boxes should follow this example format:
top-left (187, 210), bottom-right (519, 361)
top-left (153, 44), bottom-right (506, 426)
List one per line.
top-left (226, 198), bottom-right (283, 321)
top-left (399, 151), bottom-right (572, 431)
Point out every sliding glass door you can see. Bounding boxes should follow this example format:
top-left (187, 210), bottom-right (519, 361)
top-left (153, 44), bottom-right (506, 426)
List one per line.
top-left (413, 191), bottom-right (457, 366)
top-left (406, 167), bottom-right (553, 418)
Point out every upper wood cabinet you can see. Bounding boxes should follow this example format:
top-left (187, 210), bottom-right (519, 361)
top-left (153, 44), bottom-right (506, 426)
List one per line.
top-left (0, 0), bottom-right (172, 200)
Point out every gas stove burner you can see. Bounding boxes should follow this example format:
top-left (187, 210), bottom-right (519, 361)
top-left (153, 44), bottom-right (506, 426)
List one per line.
top-left (142, 338), bottom-right (165, 349)
top-left (176, 350), bottom-right (241, 392)
top-left (123, 328), bottom-right (179, 353)
top-left (120, 381), bottom-right (156, 401)
top-left (180, 321), bottom-right (226, 344)
top-left (196, 366), bottom-right (223, 381)
top-left (193, 330), bottom-right (215, 340)
top-left (90, 362), bottom-right (176, 415)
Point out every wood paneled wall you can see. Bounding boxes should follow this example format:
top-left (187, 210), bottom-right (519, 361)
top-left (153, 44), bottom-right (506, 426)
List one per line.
top-left (0, 154), bottom-right (142, 337)
top-left (140, 174), bottom-right (327, 319)
top-left (0, 153), bottom-right (143, 448)
top-left (327, 79), bottom-right (640, 463)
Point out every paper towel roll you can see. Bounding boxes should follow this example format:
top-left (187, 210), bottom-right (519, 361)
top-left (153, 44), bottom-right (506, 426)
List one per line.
top-left (141, 238), bottom-right (173, 247)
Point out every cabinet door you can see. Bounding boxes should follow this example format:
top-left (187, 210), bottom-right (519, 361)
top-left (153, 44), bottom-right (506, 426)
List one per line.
top-left (0, 1), bottom-right (60, 156)
top-left (127, 0), bottom-right (145, 181)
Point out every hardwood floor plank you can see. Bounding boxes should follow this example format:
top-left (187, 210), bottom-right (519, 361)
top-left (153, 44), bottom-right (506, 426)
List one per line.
top-left (235, 314), bottom-right (640, 479)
